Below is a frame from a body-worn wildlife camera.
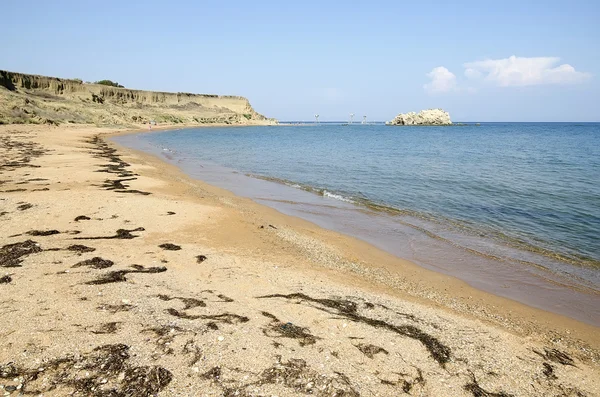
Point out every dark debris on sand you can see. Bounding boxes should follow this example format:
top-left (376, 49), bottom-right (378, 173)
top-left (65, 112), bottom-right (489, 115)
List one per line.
top-left (86, 265), bottom-right (167, 285)
top-left (159, 243), bottom-right (181, 251)
top-left (157, 294), bottom-right (206, 309)
top-left (90, 321), bottom-right (121, 334)
top-left (0, 343), bottom-right (172, 396)
top-left (74, 227), bottom-right (145, 240)
top-left (0, 135), bottom-right (48, 172)
top-left (216, 358), bottom-right (359, 397)
top-left (72, 257), bottom-right (115, 269)
top-left (0, 275), bottom-right (12, 284)
top-left (0, 240), bottom-right (42, 268)
top-left (74, 215), bottom-right (91, 222)
top-left (196, 255), bottom-right (207, 263)
top-left (66, 244), bottom-right (96, 254)
top-left (259, 293), bottom-right (451, 367)
top-left (86, 135), bottom-right (151, 195)
top-left (355, 343), bottom-right (388, 359)
top-left (464, 373), bottom-right (514, 397)
top-left (533, 348), bottom-right (576, 367)
top-left (97, 303), bottom-right (135, 313)
top-left (166, 308), bottom-right (249, 324)
top-left (17, 203), bottom-right (33, 211)
top-left (261, 311), bottom-right (318, 347)
top-left (26, 229), bottom-right (60, 236)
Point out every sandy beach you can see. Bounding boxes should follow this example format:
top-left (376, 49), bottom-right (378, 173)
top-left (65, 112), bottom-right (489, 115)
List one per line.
top-left (1, 123), bottom-right (599, 396)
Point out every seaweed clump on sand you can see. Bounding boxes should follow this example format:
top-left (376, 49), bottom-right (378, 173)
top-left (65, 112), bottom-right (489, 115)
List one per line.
top-left (204, 358), bottom-right (359, 397)
top-left (74, 227), bottom-right (145, 240)
top-left (0, 240), bottom-right (42, 268)
top-left (0, 344), bottom-right (172, 396)
top-left (17, 203), bottom-right (33, 211)
top-left (86, 136), bottom-right (151, 195)
top-left (159, 243), bottom-right (181, 251)
top-left (86, 265), bottom-right (167, 285)
top-left (259, 358), bottom-right (359, 396)
top-left (26, 229), bottom-right (60, 236)
top-left (261, 312), bottom-right (318, 347)
top-left (66, 244), bottom-right (96, 254)
top-left (258, 293), bottom-right (451, 367)
top-left (157, 294), bottom-right (206, 309)
top-left (0, 275), bottom-right (12, 284)
top-left (464, 373), bottom-right (514, 397)
top-left (90, 321), bottom-right (121, 334)
top-left (165, 308), bottom-right (249, 324)
top-left (533, 348), bottom-right (576, 367)
top-left (355, 343), bottom-right (388, 359)
top-left (72, 257), bottom-right (114, 269)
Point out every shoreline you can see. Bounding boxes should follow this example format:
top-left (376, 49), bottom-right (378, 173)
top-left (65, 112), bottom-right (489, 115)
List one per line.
top-left (1, 123), bottom-right (599, 396)
top-left (112, 125), bottom-right (599, 328)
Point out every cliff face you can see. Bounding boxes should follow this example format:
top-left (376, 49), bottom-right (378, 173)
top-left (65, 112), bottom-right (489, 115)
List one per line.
top-left (0, 70), bottom-right (277, 126)
top-left (387, 109), bottom-right (452, 126)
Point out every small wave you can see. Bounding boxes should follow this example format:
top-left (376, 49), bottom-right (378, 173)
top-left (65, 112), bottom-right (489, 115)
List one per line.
top-left (322, 190), bottom-right (355, 203)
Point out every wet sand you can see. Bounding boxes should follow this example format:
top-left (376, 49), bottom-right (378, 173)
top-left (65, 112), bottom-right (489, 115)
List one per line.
top-left (1, 123), bottom-right (599, 396)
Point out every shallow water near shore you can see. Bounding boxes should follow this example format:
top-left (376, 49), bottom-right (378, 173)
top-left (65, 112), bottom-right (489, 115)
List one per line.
top-left (113, 122), bottom-right (600, 326)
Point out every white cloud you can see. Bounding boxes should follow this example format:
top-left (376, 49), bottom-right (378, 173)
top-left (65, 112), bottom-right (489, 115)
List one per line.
top-left (464, 56), bottom-right (591, 86)
top-left (424, 66), bottom-right (457, 94)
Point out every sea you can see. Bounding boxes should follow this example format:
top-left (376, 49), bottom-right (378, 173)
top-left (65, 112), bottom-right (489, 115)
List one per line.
top-left (113, 122), bottom-right (600, 326)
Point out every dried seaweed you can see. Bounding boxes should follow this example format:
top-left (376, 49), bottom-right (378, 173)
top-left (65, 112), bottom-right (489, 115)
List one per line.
top-left (97, 303), bottom-right (135, 313)
top-left (17, 203), bottom-right (33, 210)
top-left (166, 308), bottom-right (249, 324)
top-left (157, 294), bottom-right (206, 309)
top-left (72, 257), bottom-right (115, 269)
top-left (0, 343), bottom-right (172, 396)
top-left (74, 215), bottom-right (91, 221)
top-left (74, 227), bottom-right (145, 240)
top-left (0, 240), bottom-right (42, 267)
top-left (464, 373), bottom-right (514, 397)
top-left (90, 322), bottom-right (121, 334)
top-left (533, 348), bottom-right (576, 367)
top-left (261, 311), bottom-right (318, 346)
top-left (217, 294), bottom-right (234, 302)
top-left (196, 255), bottom-right (207, 263)
top-left (26, 229), bottom-right (60, 236)
top-left (159, 243), bottom-right (181, 251)
top-left (182, 339), bottom-right (203, 366)
top-left (202, 366), bottom-right (222, 382)
top-left (542, 362), bottom-right (557, 380)
top-left (259, 293), bottom-right (451, 367)
top-left (66, 244), bottom-right (96, 254)
top-left (86, 265), bottom-right (167, 285)
top-left (0, 275), bottom-right (12, 284)
top-left (259, 358), bottom-right (359, 396)
top-left (355, 343), bottom-right (388, 359)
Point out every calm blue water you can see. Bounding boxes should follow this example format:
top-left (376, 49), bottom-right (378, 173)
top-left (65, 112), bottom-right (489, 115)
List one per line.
top-left (134, 123), bottom-right (599, 269)
top-left (114, 123), bottom-right (600, 301)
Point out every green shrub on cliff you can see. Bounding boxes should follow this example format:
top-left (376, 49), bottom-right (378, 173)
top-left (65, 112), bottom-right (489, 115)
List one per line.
top-left (95, 80), bottom-right (124, 88)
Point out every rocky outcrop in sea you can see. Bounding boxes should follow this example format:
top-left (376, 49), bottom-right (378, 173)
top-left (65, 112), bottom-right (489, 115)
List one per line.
top-left (387, 109), bottom-right (452, 126)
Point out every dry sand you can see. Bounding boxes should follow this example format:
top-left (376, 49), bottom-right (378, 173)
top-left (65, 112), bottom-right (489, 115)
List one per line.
top-left (1, 124), bottom-right (599, 396)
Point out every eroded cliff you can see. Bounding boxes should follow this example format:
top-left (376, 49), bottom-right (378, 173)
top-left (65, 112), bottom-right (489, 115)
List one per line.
top-left (0, 70), bottom-right (277, 126)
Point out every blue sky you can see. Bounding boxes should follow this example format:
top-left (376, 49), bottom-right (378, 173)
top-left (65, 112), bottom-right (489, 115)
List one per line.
top-left (2, 0), bottom-right (599, 121)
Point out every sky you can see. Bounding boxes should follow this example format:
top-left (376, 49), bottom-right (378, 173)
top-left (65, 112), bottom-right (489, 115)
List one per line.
top-left (2, 0), bottom-right (599, 121)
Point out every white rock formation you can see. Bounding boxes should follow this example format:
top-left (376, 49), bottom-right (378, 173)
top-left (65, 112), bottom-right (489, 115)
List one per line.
top-left (387, 109), bottom-right (452, 125)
